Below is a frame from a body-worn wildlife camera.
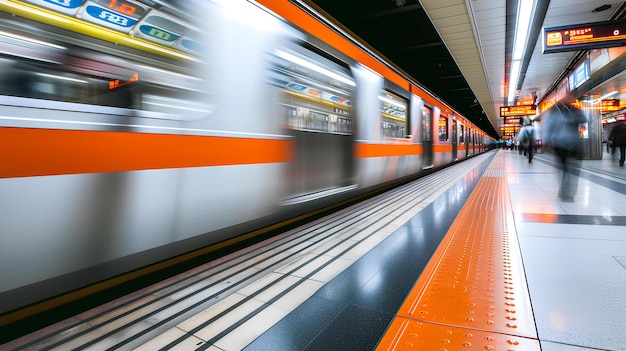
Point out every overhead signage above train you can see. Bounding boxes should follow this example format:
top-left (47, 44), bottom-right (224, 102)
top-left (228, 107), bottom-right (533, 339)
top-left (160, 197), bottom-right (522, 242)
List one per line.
top-left (23, 0), bottom-right (206, 56)
top-left (504, 117), bottom-right (522, 125)
top-left (601, 99), bottom-right (621, 112)
top-left (543, 20), bottom-right (626, 54)
top-left (500, 105), bottom-right (537, 117)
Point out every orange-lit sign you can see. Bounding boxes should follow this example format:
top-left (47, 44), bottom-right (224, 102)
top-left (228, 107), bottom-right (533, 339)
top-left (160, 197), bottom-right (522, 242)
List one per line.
top-left (109, 73), bottom-right (139, 90)
top-left (500, 126), bottom-right (520, 132)
top-left (544, 20), bottom-right (626, 54)
top-left (504, 117), bottom-right (522, 125)
top-left (601, 99), bottom-right (620, 112)
top-left (575, 99), bottom-right (624, 111)
top-left (500, 105), bottom-right (537, 117)
top-left (107, 0), bottom-right (138, 16)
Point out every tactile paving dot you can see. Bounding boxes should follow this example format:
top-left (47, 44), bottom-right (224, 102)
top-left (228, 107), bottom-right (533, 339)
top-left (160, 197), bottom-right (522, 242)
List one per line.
top-left (397, 172), bottom-right (536, 338)
top-left (377, 318), bottom-right (540, 351)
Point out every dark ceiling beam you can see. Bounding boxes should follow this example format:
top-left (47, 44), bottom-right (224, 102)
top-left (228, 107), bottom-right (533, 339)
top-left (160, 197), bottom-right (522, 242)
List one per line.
top-left (383, 42), bottom-right (444, 52)
top-left (350, 3), bottom-right (422, 20)
top-left (437, 75), bottom-right (464, 80)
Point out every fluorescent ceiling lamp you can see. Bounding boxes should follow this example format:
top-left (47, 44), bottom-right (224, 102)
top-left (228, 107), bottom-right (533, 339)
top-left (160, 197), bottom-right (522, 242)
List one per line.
top-left (507, 0), bottom-right (535, 105)
top-left (379, 95), bottom-right (406, 108)
top-left (512, 1), bottom-right (534, 60)
top-left (0, 30), bottom-right (66, 50)
top-left (35, 72), bottom-right (88, 83)
top-left (274, 49), bottom-right (356, 87)
top-left (600, 91), bottom-right (618, 100)
top-left (507, 60), bottom-right (521, 103)
top-left (138, 65), bottom-right (203, 81)
top-left (593, 90), bottom-right (618, 104)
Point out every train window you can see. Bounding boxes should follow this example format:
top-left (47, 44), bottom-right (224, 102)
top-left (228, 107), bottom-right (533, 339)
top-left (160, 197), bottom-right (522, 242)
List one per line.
top-left (380, 91), bottom-right (407, 138)
top-left (1, 63), bottom-right (92, 104)
top-left (421, 105), bottom-right (432, 141)
top-left (0, 11), bottom-right (212, 119)
top-left (438, 116), bottom-right (449, 141)
top-left (272, 48), bottom-right (354, 134)
top-left (459, 124), bottom-right (465, 143)
top-left (0, 54), bottom-right (208, 112)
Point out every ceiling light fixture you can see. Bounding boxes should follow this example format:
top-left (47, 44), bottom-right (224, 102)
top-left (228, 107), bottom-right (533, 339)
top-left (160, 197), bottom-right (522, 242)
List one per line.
top-left (593, 90), bottom-right (618, 103)
top-left (507, 0), bottom-right (536, 105)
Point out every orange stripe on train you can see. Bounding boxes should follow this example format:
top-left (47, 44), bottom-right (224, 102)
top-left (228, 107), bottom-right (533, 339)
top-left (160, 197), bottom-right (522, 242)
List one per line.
top-left (355, 143), bottom-right (423, 158)
top-left (0, 127), bottom-right (294, 178)
top-left (355, 143), bottom-right (459, 158)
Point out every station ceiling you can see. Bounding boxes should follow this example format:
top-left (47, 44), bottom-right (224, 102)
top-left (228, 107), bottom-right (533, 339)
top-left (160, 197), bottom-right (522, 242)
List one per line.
top-left (304, 0), bottom-right (626, 138)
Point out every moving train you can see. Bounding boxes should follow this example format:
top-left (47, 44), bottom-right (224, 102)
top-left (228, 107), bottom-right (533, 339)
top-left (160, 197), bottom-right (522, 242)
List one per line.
top-left (0, 0), bottom-right (494, 315)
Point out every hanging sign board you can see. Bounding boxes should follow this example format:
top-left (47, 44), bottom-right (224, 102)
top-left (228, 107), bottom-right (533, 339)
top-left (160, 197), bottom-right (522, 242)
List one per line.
top-left (504, 117), bottom-right (522, 125)
top-left (500, 105), bottom-right (537, 117)
top-left (543, 20), bottom-right (626, 54)
top-left (601, 99), bottom-right (620, 112)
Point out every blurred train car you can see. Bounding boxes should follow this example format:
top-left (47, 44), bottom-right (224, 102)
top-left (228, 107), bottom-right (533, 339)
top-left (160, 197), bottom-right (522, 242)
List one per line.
top-left (0, 0), bottom-right (494, 314)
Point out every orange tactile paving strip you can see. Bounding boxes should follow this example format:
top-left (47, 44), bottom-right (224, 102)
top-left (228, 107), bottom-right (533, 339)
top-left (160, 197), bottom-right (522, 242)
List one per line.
top-left (377, 152), bottom-right (540, 350)
top-left (377, 318), bottom-right (539, 351)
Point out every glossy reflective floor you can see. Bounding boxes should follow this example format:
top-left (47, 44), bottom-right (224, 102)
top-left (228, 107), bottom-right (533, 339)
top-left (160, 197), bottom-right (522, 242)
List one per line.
top-left (5, 149), bottom-right (625, 351)
top-left (244, 155), bottom-right (493, 351)
top-left (507, 150), bottom-right (626, 351)
top-left (247, 149), bottom-right (626, 351)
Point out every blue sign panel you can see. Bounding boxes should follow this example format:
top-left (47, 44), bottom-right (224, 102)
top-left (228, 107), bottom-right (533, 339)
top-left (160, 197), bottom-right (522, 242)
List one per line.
top-left (288, 83), bottom-right (307, 91)
top-left (25, 0), bottom-right (85, 15)
top-left (179, 39), bottom-right (207, 55)
top-left (568, 58), bottom-right (590, 91)
top-left (43, 0), bottom-right (84, 9)
top-left (84, 5), bottom-right (137, 29)
top-left (139, 25), bottom-right (179, 43)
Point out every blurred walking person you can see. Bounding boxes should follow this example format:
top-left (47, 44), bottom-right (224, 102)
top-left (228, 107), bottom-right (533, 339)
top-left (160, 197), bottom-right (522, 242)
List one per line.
top-left (543, 102), bottom-right (586, 201)
top-left (608, 121), bottom-right (626, 167)
top-left (518, 120), bottom-right (536, 163)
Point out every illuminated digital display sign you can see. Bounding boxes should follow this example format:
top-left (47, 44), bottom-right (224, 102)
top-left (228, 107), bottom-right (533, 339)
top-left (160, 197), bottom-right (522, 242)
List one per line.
top-left (601, 99), bottom-right (620, 112)
top-left (504, 117), bottom-right (522, 125)
top-left (544, 20), bottom-right (626, 54)
top-left (500, 105), bottom-right (537, 117)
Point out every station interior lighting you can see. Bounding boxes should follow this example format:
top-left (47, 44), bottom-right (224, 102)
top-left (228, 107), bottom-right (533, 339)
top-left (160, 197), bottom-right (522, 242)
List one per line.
top-left (594, 90), bottom-right (618, 104)
top-left (507, 0), bottom-right (536, 105)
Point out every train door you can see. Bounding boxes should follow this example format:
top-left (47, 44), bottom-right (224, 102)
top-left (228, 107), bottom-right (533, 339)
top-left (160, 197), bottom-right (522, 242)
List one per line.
top-left (271, 45), bottom-right (355, 200)
top-left (464, 125), bottom-right (470, 156)
top-left (458, 123), bottom-right (465, 158)
top-left (452, 118), bottom-right (458, 161)
top-left (421, 105), bottom-right (434, 168)
top-left (471, 129), bottom-right (476, 155)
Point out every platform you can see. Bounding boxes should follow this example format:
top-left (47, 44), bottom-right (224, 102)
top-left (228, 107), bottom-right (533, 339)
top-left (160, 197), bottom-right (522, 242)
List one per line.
top-left (3, 149), bottom-right (625, 351)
